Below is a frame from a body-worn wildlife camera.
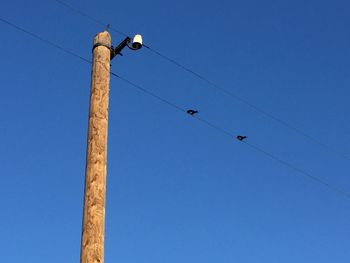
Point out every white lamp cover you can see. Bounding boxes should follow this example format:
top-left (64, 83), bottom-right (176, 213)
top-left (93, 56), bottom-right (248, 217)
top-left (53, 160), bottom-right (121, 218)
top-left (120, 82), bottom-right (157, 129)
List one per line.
top-left (132, 34), bottom-right (143, 48)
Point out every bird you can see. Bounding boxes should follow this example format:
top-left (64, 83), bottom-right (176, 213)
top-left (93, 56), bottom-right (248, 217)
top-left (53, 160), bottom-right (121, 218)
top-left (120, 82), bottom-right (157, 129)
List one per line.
top-left (236, 135), bottom-right (247, 141)
top-left (187, 109), bottom-right (198, 116)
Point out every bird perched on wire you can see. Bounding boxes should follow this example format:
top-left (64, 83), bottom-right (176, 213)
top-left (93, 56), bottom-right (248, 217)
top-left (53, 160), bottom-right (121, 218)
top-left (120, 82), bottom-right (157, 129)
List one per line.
top-left (236, 135), bottom-right (247, 141)
top-left (187, 109), bottom-right (199, 116)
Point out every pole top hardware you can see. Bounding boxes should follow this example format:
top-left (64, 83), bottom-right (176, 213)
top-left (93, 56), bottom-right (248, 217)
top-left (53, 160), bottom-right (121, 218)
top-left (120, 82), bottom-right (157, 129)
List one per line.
top-left (110, 34), bottom-right (143, 60)
top-left (92, 34), bottom-right (143, 60)
top-left (92, 42), bottom-right (112, 52)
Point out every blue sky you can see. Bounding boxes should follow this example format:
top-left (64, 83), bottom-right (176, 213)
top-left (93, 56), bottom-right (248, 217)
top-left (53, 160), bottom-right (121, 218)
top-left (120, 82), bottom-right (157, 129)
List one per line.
top-left (1, 0), bottom-right (350, 262)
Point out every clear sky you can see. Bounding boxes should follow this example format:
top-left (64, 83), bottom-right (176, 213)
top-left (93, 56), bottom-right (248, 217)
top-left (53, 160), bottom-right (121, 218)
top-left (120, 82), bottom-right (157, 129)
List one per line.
top-left (1, 0), bottom-right (350, 262)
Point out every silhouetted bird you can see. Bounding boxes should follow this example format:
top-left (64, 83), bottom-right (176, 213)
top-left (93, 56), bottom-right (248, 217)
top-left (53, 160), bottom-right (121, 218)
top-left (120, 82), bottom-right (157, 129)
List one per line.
top-left (236, 135), bottom-right (247, 141)
top-left (187, 109), bottom-right (198, 116)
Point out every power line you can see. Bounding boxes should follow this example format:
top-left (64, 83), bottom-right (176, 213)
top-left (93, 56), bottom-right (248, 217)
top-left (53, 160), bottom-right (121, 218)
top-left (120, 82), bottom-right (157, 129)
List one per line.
top-left (112, 72), bottom-right (234, 137)
top-left (111, 72), bottom-right (186, 113)
top-left (111, 72), bottom-right (350, 200)
top-left (53, 0), bottom-right (350, 162)
top-left (1, 15), bottom-right (349, 201)
top-left (54, 0), bottom-right (128, 37)
top-left (243, 141), bottom-right (350, 199)
top-left (0, 17), bottom-right (91, 64)
top-left (144, 45), bottom-right (350, 162)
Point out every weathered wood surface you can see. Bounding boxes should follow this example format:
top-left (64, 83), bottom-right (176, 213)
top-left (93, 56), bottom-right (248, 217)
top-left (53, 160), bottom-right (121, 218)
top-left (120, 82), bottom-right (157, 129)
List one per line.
top-left (80, 31), bottom-right (111, 263)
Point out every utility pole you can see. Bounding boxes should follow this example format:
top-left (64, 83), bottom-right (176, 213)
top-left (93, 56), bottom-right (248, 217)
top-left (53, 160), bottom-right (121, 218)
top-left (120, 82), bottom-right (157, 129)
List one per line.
top-left (80, 31), bottom-right (142, 263)
top-left (80, 31), bottom-right (111, 263)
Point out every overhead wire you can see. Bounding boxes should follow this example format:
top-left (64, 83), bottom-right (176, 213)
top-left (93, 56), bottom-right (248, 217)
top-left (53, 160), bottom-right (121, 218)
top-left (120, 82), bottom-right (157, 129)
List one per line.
top-left (0, 17), bottom-right (91, 64)
top-left (146, 45), bottom-right (350, 161)
top-left (111, 72), bottom-right (186, 113)
top-left (1, 16), bottom-right (349, 200)
top-left (54, 0), bottom-right (128, 37)
top-left (112, 73), bottom-right (234, 137)
top-left (243, 141), bottom-right (350, 199)
top-left (52, 0), bottom-right (350, 162)
top-left (111, 72), bottom-right (350, 200)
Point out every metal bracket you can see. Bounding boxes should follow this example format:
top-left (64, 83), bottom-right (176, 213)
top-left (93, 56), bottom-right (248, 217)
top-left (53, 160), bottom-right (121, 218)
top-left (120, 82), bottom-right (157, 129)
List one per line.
top-left (110, 37), bottom-right (132, 60)
top-left (92, 37), bottom-right (134, 60)
top-left (92, 42), bottom-right (112, 51)
top-left (92, 42), bottom-right (113, 59)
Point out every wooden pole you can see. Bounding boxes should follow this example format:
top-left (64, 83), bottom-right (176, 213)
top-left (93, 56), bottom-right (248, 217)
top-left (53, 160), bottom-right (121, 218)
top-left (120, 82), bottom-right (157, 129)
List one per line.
top-left (80, 31), bottom-right (111, 263)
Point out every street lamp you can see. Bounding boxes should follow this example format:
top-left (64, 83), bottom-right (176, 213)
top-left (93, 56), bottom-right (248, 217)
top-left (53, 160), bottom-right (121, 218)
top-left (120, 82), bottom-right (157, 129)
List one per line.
top-left (111, 34), bottom-right (143, 59)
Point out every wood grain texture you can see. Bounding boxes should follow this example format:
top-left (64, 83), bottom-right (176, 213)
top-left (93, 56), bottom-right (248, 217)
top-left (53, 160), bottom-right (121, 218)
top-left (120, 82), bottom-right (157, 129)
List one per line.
top-left (80, 31), bottom-right (111, 263)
